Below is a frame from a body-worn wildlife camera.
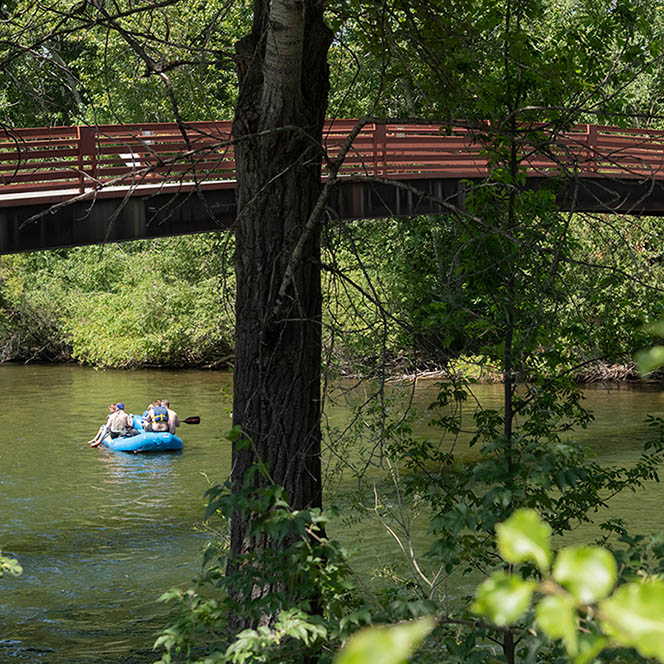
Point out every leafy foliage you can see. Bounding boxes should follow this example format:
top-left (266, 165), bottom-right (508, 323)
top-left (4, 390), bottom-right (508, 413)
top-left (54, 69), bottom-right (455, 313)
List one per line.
top-left (154, 442), bottom-right (357, 664)
top-left (333, 618), bottom-right (435, 664)
top-left (0, 0), bottom-right (246, 126)
top-left (0, 235), bottom-right (235, 367)
top-left (473, 509), bottom-right (664, 663)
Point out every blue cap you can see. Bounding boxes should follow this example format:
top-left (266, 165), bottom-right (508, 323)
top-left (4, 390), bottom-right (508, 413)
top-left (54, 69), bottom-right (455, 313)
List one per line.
top-left (116, 402), bottom-right (125, 409)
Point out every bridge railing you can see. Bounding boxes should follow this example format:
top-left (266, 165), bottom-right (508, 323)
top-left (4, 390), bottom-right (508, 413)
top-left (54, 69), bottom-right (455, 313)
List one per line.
top-left (325, 121), bottom-right (664, 180)
top-left (2, 120), bottom-right (664, 200)
top-left (0, 121), bottom-right (236, 197)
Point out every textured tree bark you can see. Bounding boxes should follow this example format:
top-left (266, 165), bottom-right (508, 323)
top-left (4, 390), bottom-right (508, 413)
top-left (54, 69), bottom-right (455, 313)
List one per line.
top-left (229, 0), bottom-right (332, 621)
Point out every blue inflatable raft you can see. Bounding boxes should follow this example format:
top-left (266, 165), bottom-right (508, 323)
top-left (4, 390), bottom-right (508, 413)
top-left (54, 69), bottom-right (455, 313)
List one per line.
top-left (102, 415), bottom-right (183, 453)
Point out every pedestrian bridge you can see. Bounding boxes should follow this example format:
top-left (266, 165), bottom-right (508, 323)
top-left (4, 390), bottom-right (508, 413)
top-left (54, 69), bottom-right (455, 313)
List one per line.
top-left (2, 119), bottom-right (664, 253)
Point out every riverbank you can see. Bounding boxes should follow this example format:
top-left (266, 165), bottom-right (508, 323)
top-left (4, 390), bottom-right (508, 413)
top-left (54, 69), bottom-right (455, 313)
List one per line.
top-left (3, 355), bottom-right (659, 385)
top-left (387, 357), bottom-right (660, 384)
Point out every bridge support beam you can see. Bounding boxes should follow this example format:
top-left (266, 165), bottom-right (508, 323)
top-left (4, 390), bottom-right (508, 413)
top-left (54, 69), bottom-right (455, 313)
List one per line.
top-left (2, 176), bottom-right (664, 254)
top-left (0, 187), bottom-right (237, 254)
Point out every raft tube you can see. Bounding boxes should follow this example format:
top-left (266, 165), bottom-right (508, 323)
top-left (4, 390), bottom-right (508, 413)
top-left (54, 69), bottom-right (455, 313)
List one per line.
top-left (101, 415), bottom-right (183, 453)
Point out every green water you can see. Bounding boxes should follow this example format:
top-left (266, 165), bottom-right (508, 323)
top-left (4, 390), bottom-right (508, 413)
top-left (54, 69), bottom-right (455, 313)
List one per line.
top-left (2, 365), bottom-right (664, 663)
top-left (0, 365), bottom-right (233, 663)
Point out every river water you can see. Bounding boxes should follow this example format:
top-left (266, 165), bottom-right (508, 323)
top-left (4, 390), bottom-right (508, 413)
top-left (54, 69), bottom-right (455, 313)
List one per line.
top-left (1, 365), bottom-right (664, 663)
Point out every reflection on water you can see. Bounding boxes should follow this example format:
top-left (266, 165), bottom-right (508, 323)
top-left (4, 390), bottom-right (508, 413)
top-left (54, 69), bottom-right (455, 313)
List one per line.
top-left (97, 450), bottom-right (179, 488)
top-left (93, 453), bottom-right (185, 522)
top-left (2, 365), bottom-right (664, 662)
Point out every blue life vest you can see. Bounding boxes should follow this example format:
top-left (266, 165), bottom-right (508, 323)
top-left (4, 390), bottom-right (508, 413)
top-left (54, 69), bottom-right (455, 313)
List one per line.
top-left (152, 406), bottom-right (168, 422)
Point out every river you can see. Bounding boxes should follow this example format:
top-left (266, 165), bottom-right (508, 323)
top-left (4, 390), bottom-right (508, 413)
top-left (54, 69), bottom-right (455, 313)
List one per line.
top-left (1, 365), bottom-right (664, 663)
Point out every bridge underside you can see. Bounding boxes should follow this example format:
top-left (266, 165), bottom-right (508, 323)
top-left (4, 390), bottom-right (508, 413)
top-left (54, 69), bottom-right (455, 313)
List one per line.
top-left (1, 176), bottom-right (664, 254)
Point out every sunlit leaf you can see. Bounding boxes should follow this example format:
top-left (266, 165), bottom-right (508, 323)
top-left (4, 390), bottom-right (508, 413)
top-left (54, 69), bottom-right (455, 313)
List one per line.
top-left (600, 581), bottom-right (664, 660)
top-left (642, 321), bottom-right (664, 337)
top-left (553, 546), bottom-right (617, 603)
top-left (333, 617), bottom-right (435, 664)
top-left (536, 593), bottom-right (578, 655)
top-left (0, 551), bottom-right (22, 578)
top-left (496, 509), bottom-right (552, 572)
top-left (471, 572), bottom-right (536, 626)
top-left (574, 633), bottom-right (608, 664)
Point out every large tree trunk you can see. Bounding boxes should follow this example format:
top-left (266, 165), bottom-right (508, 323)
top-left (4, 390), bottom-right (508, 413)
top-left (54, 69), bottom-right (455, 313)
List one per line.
top-left (229, 0), bottom-right (332, 608)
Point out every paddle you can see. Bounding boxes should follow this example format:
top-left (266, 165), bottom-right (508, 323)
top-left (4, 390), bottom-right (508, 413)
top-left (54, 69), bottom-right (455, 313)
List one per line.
top-left (182, 416), bottom-right (200, 424)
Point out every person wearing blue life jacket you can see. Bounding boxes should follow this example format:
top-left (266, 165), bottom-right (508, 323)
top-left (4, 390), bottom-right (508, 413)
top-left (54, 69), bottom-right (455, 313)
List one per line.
top-left (148, 402), bottom-right (170, 433)
top-left (142, 399), bottom-right (161, 431)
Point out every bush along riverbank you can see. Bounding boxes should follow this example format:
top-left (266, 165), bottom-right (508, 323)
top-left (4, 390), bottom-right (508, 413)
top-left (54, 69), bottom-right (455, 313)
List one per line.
top-left (0, 236), bottom-right (236, 368)
top-left (384, 358), bottom-right (660, 385)
top-left (3, 212), bottom-right (664, 376)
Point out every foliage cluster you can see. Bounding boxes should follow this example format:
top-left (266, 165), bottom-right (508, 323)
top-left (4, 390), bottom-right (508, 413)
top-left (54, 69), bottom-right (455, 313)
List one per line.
top-left (472, 508), bottom-right (664, 663)
top-left (0, 234), bottom-right (235, 367)
top-left (2, 208), bottom-right (663, 374)
top-left (322, 209), bottom-right (664, 378)
top-left (0, 0), bottom-right (249, 126)
top-left (154, 440), bottom-right (357, 664)
top-left (332, 506), bottom-right (664, 664)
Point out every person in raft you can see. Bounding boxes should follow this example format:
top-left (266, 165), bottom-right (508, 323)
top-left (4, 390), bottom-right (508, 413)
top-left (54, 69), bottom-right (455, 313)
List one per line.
top-left (108, 402), bottom-right (139, 439)
top-left (88, 403), bottom-right (117, 447)
top-left (146, 399), bottom-right (180, 434)
top-left (161, 399), bottom-right (180, 435)
top-left (142, 399), bottom-right (161, 432)
top-left (147, 401), bottom-right (169, 432)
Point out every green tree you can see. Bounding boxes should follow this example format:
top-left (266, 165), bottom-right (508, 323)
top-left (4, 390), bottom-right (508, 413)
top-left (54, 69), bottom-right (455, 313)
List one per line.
top-left (0, 235), bottom-right (236, 367)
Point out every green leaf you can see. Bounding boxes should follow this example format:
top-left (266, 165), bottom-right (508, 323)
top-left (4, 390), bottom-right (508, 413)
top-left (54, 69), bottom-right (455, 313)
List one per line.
top-left (635, 346), bottom-right (664, 374)
top-left (643, 321), bottom-right (664, 337)
top-left (471, 572), bottom-right (536, 626)
top-left (553, 547), bottom-right (617, 603)
top-left (536, 594), bottom-right (578, 655)
top-left (600, 580), bottom-right (664, 660)
top-left (333, 617), bottom-right (435, 664)
top-left (0, 552), bottom-right (22, 578)
top-left (574, 633), bottom-right (608, 664)
top-left (496, 509), bottom-right (552, 573)
top-left (226, 425), bottom-right (244, 443)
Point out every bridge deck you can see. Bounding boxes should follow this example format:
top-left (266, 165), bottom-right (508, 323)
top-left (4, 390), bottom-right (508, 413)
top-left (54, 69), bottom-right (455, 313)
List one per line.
top-left (2, 120), bottom-right (664, 253)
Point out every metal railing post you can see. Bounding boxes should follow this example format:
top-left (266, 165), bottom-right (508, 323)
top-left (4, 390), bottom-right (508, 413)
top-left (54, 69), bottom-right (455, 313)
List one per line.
top-left (585, 124), bottom-right (598, 175)
top-left (77, 126), bottom-right (96, 193)
top-left (373, 123), bottom-right (386, 176)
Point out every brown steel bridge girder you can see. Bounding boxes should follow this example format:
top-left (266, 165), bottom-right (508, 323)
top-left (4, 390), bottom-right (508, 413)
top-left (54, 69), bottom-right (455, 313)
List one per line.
top-left (332, 176), bottom-right (664, 221)
top-left (1, 176), bottom-right (664, 254)
top-left (0, 187), bottom-right (238, 255)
